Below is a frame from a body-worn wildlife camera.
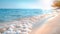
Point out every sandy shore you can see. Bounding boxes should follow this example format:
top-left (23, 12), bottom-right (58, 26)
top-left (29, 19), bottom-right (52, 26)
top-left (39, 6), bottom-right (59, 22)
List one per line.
top-left (30, 13), bottom-right (60, 34)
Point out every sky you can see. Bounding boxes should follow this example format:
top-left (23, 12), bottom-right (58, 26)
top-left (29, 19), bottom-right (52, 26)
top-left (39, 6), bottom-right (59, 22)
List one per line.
top-left (0, 0), bottom-right (54, 10)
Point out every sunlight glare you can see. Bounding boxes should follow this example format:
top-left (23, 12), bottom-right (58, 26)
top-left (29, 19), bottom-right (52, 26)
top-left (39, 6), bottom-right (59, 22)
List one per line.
top-left (39, 0), bottom-right (54, 10)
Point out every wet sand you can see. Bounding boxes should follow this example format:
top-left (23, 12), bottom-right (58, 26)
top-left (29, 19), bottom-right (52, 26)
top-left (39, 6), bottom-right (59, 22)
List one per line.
top-left (31, 13), bottom-right (60, 34)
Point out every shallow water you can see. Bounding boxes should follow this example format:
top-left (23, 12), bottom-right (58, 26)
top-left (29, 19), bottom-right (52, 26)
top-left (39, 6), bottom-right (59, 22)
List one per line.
top-left (0, 9), bottom-right (43, 22)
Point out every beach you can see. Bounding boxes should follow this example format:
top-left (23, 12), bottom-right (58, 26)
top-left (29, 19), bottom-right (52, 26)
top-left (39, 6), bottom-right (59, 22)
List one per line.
top-left (0, 13), bottom-right (56, 34)
top-left (0, 14), bottom-right (58, 34)
top-left (30, 13), bottom-right (60, 34)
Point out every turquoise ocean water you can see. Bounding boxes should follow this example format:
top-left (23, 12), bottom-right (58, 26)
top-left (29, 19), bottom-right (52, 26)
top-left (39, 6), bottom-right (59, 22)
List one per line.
top-left (0, 9), bottom-right (43, 22)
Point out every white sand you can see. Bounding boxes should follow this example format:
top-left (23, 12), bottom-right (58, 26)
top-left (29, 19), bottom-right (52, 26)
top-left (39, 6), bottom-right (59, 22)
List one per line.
top-left (30, 14), bottom-right (60, 34)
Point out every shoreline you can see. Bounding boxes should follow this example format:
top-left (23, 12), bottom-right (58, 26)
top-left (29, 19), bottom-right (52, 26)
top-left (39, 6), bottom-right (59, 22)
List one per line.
top-left (0, 13), bottom-right (55, 27)
top-left (30, 13), bottom-right (60, 34)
